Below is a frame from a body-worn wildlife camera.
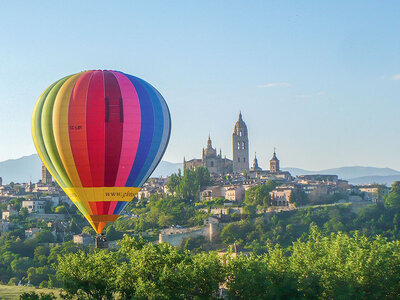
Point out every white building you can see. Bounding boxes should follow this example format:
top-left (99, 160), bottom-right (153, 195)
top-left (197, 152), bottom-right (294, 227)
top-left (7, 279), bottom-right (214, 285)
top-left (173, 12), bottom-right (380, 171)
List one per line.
top-left (22, 200), bottom-right (46, 213)
top-left (73, 233), bottom-right (94, 246)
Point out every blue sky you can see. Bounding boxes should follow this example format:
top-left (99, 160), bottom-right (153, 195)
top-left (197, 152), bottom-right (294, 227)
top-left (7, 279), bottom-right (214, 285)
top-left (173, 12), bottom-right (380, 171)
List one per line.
top-left (0, 1), bottom-right (399, 170)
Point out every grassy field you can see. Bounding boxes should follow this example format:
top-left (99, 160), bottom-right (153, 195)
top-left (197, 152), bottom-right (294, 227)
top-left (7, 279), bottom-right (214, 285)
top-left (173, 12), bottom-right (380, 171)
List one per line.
top-left (0, 285), bottom-right (61, 300)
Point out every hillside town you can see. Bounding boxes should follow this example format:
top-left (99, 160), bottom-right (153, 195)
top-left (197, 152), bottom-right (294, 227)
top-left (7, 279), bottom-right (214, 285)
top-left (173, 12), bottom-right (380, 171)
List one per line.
top-left (0, 113), bottom-right (389, 249)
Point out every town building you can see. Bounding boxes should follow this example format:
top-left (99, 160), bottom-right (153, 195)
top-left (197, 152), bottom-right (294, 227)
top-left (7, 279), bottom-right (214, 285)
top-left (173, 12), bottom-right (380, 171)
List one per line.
top-left (42, 163), bottom-right (52, 184)
top-left (73, 233), bottom-right (94, 246)
top-left (248, 151), bottom-right (292, 181)
top-left (225, 186), bottom-right (245, 202)
top-left (270, 186), bottom-right (294, 207)
top-left (25, 228), bottom-right (43, 239)
top-left (250, 154), bottom-right (262, 172)
top-left (22, 199), bottom-right (46, 213)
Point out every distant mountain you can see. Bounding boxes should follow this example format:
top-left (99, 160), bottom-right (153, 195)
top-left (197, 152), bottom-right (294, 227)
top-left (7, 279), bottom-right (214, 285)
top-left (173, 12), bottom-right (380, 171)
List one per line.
top-left (0, 154), bottom-right (398, 186)
top-left (151, 161), bottom-right (183, 178)
top-left (0, 154), bottom-right (183, 184)
top-left (0, 154), bottom-right (42, 184)
top-left (347, 175), bottom-right (400, 186)
top-left (283, 166), bottom-right (400, 181)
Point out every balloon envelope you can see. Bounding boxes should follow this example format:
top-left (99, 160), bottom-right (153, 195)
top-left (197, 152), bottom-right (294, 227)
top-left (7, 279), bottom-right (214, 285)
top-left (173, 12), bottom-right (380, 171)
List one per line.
top-left (32, 70), bottom-right (171, 233)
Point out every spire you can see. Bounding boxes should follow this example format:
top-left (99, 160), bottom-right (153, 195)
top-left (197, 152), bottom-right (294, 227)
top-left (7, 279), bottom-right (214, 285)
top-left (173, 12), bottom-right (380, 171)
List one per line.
top-left (207, 134), bottom-right (212, 148)
top-left (272, 148), bottom-right (278, 160)
top-left (252, 152), bottom-right (260, 170)
top-left (239, 111), bottom-right (242, 121)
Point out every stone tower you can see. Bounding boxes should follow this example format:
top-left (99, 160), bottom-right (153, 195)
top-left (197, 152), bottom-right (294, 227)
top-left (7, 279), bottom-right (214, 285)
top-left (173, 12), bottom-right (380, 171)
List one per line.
top-left (41, 163), bottom-right (52, 184)
top-left (232, 112), bottom-right (249, 173)
top-left (269, 150), bottom-right (280, 173)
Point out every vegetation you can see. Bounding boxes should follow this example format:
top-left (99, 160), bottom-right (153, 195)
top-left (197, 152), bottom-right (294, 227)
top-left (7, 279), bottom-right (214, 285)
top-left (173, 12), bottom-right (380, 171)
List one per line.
top-left (53, 230), bottom-right (400, 299)
top-left (2, 179), bottom-right (400, 298)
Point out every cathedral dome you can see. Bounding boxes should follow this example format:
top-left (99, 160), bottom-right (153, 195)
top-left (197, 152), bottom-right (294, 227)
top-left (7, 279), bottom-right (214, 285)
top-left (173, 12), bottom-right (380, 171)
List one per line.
top-left (204, 135), bottom-right (217, 157)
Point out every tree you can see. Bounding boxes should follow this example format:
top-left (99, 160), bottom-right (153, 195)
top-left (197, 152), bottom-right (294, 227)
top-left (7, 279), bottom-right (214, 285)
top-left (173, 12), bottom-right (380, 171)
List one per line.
top-left (57, 250), bottom-right (116, 300)
top-left (244, 181), bottom-right (278, 207)
top-left (34, 231), bottom-right (55, 243)
top-left (385, 181), bottom-right (400, 209)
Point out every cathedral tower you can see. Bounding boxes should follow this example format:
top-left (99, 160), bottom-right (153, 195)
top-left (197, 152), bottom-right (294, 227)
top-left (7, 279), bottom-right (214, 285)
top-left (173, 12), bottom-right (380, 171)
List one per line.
top-left (270, 149), bottom-right (280, 173)
top-left (232, 112), bottom-right (249, 173)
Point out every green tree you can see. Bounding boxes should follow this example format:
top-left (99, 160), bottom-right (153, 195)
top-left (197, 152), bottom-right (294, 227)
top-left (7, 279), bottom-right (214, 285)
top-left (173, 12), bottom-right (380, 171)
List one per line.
top-left (57, 250), bottom-right (116, 300)
top-left (385, 181), bottom-right (400, 209)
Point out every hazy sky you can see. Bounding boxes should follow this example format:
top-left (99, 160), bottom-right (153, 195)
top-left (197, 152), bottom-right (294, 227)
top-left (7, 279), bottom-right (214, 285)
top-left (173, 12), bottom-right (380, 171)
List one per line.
top-left (0, 1), bottom-right (399, 170)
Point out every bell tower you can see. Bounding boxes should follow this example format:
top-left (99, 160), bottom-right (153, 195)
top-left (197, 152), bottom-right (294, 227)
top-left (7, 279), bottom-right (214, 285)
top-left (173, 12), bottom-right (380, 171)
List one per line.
top-left (232, 112), bottom-right (249, 173)
top-left (270, 149), bottom-right (280, 173)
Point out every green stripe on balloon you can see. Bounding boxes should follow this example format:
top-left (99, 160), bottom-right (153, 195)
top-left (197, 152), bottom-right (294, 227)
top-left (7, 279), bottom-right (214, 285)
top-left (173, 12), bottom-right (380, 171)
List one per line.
top-left (41, 75), bottom-right (73, 188)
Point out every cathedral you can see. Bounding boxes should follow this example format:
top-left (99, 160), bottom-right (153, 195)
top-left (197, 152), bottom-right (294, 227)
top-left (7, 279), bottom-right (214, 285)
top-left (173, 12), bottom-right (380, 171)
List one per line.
top-left (184, 113), bottom-right (249, 175)
top-left (184, 135), bottom-right (233, 175)
top-left (183, 112), bottom-right (292, 179)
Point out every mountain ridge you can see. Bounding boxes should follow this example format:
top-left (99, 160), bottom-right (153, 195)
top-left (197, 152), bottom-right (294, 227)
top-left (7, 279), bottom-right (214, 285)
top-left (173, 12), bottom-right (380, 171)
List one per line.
top-left (0, 154), bottom-right (398, 186)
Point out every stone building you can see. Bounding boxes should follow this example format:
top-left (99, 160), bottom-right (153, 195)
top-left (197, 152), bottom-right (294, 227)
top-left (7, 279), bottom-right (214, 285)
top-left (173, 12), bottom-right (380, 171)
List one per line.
top-left (269, 150), bottom-right (280, 173)
top-left (184, 135), bottom-right (233, 175)
top-left (232, 112), bottom-right (249, 173)
top-left (42, 163), bottom-right (52, 184)
top-left (22, 199), bottom-right (46, 213)
top-left (250, 153), bottom-right (262, 172)
top-left (270, 186), bottom-right (294, 207)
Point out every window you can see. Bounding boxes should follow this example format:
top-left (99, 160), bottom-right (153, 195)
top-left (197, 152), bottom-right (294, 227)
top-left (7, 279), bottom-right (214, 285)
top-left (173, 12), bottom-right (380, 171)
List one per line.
top-left (210, 161), bottom-right (214, 167)
top-left (242, 142), bottom-right (246, 149)
top-left (238, 157), bottom-right (240, 162)
top-left (237, 142), bottom-right (241, 149)
top-left (243, 158), bottom-right (246, 162)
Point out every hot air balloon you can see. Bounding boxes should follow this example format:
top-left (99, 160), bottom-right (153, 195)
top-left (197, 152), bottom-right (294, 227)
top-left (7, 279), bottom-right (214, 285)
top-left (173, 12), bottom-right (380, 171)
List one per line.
top-left (32, 70), bottom-right (171, 237)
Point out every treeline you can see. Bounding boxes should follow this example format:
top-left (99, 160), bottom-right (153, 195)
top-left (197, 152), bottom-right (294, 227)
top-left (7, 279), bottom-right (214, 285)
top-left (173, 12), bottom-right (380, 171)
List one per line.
top-left (218, 182), bottom-right (400, 252)
top-left (54, 230), bottom-right (400, 299)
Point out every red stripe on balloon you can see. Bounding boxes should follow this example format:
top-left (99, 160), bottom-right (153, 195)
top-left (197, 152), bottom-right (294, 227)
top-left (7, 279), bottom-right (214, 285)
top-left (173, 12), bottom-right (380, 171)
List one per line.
top-left (104, 71), bottom-right (124, 186)
top-left (69, 71), bottom-right (94, 187)
top-left (96, 202), bottom-right (104, 215)
top-left (86, 71), bottom-right (105, 187)
top-left (112, 71), bottom-right (141, 187)
top-left (89, 201), bottom-right (98, 215)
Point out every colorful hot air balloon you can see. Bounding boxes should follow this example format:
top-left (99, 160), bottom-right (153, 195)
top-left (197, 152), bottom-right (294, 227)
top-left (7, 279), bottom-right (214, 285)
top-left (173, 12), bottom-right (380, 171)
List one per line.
top-left (32, 70), bottom-right (171, 234)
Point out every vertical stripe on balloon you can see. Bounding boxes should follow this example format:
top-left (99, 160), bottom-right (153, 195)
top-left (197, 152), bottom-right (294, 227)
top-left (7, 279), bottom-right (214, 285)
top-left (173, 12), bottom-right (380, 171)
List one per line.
top-left (53, 73), bottom-right (83, 187)
top-left (69, 71), bottom-right (95, 187)
top-left (86, 71), bottom-right (105, 187)
top-left (41, 76), bottom-right (73, 188)
top-left (131, 77), bottom-right (164, 187)
top-left (103, 71), bottom-right (124, 186)
top-left (124, 74), bottom-right (155, 187)
top-left (112, 71), bottom-right (141, 187)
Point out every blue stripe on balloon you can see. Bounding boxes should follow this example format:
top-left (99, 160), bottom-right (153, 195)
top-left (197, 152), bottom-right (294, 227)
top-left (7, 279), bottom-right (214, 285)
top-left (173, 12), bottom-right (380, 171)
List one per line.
top-left (124, 74), bottom-right (155, 187)
top-left (132, 79), bottom-right (164, 187)
top-left (138, 87), bottom-right (171, 187)
top-left (113, 201), bottom-right (128, 215)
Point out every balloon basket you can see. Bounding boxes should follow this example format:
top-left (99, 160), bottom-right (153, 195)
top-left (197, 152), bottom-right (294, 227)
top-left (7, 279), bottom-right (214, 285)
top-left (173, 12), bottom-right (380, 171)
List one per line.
top-left (95, 233), bottom-right (109, 249)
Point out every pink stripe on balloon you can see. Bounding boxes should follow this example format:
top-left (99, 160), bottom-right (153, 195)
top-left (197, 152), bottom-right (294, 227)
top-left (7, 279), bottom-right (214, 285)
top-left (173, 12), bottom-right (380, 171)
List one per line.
top-left (112, 71), bottom-right (141, 187)
top-left (108, 201), bottom-right (118, 215)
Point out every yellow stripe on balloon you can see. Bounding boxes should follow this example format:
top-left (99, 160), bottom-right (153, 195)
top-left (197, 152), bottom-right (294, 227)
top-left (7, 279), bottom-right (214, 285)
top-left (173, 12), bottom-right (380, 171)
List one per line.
top-left (53, 73), bottom-right (83, 187)
top-left (63, 187), bottom-right (140, 202)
